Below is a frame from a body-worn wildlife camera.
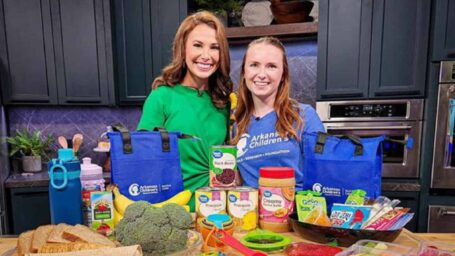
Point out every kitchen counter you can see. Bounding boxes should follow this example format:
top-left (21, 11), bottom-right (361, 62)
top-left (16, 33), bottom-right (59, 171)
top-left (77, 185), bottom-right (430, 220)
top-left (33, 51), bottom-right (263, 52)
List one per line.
top-left (4, 171), bottom-right (111, 188)
top-left (0, 230), bottom-right (454, 255)
top-left (3, 172), bottom-right (416, 191)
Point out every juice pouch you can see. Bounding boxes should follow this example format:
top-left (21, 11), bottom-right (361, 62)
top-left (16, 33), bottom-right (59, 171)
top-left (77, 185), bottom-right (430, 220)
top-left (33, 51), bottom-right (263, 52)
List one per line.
top-left (330, 204), bottom-right (372, 229)
top-left (90, 191), bottom-right (114, 237)
top-left (345, 189), bottom-right (366, 205)
top-left (296, 190), bottom-right (327, 222)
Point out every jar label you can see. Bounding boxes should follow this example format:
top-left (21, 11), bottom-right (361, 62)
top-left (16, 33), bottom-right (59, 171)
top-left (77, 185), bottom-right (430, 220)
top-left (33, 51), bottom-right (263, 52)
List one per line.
top-left (259, 186), bottom-right (294, 223)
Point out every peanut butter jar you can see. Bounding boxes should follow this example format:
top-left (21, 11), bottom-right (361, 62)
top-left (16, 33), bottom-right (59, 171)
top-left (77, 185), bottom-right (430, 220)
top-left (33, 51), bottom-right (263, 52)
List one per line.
top-left (258, 167), bottom-right (295, 233)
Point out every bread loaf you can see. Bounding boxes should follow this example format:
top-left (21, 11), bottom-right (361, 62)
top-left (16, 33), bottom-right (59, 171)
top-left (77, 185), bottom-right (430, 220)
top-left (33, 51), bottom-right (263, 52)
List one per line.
top-left (17, 230), bottom-right (34, 256)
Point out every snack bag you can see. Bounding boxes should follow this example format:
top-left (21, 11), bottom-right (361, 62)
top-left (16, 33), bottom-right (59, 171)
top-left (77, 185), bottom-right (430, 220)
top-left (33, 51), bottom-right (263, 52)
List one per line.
top-left (296, 190), bottom-right (327, 222)
top-left (345, 189), bottom-right (366, 205)
top-left (364, 208), bottom-right (410, 230)
top-left (330, 204), bottom-right (371, 229)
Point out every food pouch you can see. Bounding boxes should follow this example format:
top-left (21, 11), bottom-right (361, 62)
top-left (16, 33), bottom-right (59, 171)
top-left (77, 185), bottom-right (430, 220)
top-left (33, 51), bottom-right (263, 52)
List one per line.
top-left (296, 190), bottom-right (327, 222)
top-left (330, 204), bottom-right (372, 229)
top-left (345, 189), bottom-right (366, 205)
top-left (90, 191), bottom-right (114, 237)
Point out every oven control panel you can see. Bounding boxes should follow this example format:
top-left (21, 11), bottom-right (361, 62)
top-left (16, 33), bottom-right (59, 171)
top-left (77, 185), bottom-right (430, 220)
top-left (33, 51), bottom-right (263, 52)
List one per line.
top-left (330, 103), bottom-right (407, 118)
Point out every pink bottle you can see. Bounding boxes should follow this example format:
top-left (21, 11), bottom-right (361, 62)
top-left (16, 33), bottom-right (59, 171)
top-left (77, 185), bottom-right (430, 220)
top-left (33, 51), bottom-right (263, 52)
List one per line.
top-left (80, 157), bottom-right (105, 226)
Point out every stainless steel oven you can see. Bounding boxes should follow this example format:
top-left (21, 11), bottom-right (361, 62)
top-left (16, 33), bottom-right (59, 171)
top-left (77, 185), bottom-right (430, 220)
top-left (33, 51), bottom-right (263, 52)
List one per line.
top-left (432, 61), bottom-right (455, 189)
top-left (316, 99), bottom-right (424, 178)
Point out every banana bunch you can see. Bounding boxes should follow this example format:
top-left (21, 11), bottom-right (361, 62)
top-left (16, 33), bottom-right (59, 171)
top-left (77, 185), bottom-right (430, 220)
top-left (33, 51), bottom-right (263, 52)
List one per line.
top-left (109, 186), bottom-right (192, 226)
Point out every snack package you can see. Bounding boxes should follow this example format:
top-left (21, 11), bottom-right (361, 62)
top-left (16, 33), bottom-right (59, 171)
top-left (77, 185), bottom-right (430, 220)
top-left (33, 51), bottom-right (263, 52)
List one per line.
top-left (90, 191), bottom-right (114, 237)
top-left (362, 197), bottom-right (400, 228)
top-left (364, 208), bottom-right (410, 231)
top-left (303, 205), bottom-right (331, 227)
top-left (296, 190), bottom-right (327, 222)
top-left (330, 204), bottom-right (372, 229)
top-left (345, 189), bottom-right (367, 205)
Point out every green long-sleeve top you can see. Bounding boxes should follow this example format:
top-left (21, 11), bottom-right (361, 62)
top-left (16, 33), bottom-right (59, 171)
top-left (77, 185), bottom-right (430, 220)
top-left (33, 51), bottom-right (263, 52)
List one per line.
top-left (137, 84), bottom-right (229, 210)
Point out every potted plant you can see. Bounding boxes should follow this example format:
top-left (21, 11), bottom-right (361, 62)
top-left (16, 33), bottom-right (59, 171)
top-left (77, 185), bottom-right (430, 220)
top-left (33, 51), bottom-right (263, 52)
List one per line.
top-left (194, 0), bottom-right (245, 26)
top-left (6, 129), bottom-right (53, 172)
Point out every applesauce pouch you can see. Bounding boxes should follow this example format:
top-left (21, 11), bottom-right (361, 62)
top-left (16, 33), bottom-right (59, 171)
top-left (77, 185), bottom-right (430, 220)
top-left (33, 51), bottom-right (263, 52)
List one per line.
top-left (345, 189), bottom-right (367, 205)
top-left (296, 190), bottom-right (327, 222)
top-left (90, 191), bottom-right (114, 237)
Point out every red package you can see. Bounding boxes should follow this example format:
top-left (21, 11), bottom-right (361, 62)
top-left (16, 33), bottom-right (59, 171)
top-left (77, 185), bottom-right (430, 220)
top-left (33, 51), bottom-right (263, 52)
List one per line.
top-left (284, 242), bottom-right (343, 256)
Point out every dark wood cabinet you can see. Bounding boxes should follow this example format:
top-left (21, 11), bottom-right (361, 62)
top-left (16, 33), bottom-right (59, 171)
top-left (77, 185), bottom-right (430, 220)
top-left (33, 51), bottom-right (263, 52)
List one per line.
top-left (317, 0), bottom-right (430, 100)
top-left (113, 0), bottom-right (187, 104)
top-left (0, 0), bottom-right (115, 105)
top-left (432, 0), bottom-right (455, 61)
top-left (8, 187), bottom-right (50, 235)
top-left (317, 0), bottom-right (372, 99)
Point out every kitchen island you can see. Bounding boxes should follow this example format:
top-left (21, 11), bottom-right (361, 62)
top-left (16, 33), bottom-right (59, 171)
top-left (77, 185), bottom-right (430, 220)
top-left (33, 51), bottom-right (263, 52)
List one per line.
top-left (0, 230), bottom-right (454, 255)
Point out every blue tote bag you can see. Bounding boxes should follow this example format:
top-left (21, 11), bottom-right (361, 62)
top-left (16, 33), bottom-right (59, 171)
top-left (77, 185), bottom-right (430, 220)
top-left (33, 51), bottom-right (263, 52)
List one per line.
top-left (302, 132), bottom-right (384, 210)
top-left (109, 124), bottom-right (190, 203)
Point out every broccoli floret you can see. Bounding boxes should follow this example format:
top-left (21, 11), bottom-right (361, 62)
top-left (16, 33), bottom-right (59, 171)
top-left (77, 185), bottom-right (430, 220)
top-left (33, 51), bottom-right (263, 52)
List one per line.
top-left (115, 201), bottom-right (193, 255)
top-left (162, 203), bottom-right (192, 229)
top-left (123, 200), bottom-right (150, 221)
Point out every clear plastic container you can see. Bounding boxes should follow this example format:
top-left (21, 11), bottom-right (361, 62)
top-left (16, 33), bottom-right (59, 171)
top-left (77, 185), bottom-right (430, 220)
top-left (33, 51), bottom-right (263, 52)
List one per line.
top-left (336, 239), bottom-right (416, 256)
top-left (418, 241), bottom-right (455, 256)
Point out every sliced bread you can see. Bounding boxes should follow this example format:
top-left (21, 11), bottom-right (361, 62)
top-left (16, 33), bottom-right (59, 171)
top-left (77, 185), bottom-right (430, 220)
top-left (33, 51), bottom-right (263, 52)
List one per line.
top-left (17, 230), bottom-right (34, 256)
top-left (62, 225), bottom-right (116, 248)
top-left (31, 225), bottom-right (55, 253)
top-left (47, 223), bottom-right (71, 244)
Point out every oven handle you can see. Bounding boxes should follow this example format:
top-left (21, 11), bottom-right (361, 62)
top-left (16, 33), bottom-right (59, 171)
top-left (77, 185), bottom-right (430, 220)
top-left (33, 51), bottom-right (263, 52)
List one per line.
top-left (326, 125), bottom-right (413, 130)
top-left (440, 209), bottom-right (455, 216)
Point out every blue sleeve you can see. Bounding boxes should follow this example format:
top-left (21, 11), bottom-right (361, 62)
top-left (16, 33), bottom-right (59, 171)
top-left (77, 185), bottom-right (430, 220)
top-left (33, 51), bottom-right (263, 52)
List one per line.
top-left (301, 104), bottom-right (325, 133)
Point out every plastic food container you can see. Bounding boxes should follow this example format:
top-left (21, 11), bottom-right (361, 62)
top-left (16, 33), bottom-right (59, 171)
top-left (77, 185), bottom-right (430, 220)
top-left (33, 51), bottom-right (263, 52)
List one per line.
top-left (336, 239), bottom-right (416, 256)
top-left (418, 241), bottom-right (455, 256)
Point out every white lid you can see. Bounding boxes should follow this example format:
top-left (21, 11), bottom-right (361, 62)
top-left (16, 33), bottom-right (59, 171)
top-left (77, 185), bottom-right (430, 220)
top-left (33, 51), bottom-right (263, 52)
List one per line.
top-left (80, 157), bottom-right (103, 177)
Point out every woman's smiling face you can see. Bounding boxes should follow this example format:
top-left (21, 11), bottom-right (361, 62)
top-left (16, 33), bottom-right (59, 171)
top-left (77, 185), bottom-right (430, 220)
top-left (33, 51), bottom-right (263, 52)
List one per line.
top-left (243, 43), bottom-right (284, 103)
top-left (183, 23), bottom-right (220, 87)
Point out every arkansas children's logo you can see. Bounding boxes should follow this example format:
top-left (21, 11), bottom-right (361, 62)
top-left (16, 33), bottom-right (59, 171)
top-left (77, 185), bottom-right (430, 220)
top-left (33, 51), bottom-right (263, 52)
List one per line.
top-left (237, 133), bottom-right (250, 157)
top-left (129, 183), bottom-right (140, 196)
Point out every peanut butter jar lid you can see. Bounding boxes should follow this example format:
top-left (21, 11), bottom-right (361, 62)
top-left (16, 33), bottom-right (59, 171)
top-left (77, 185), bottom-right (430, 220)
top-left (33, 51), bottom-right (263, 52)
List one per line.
top-left (259, 167), bottom-right (294, 179)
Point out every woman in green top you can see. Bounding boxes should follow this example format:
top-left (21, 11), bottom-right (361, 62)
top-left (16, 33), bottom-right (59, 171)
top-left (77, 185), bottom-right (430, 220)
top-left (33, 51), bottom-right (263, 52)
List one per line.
top-left (137, 11), bottom-right (233, 210)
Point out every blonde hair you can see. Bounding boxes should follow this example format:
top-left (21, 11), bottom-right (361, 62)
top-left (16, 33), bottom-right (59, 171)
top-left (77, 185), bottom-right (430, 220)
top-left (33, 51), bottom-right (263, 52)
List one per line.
top-left (152, 11), bottom-right (232, 108)
top-left (232, 37), bottom-right (303, 144)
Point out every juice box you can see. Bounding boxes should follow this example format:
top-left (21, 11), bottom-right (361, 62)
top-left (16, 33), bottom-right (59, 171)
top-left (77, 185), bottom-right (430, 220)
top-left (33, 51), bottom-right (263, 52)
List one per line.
top-left (90, 191), bottom-right (114, 237)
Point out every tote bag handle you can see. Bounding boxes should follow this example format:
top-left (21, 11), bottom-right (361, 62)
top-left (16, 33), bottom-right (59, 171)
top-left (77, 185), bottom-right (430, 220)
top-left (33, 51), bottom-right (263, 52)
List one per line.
top-left (315, 132), bottom-right (364, 156)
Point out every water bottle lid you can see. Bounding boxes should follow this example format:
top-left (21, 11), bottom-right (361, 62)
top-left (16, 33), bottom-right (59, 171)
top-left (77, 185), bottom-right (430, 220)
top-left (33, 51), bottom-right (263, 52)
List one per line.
top-left (80, 157), bottom-right (103, 177)
top-left (58, 149), bottom-right (76, 161)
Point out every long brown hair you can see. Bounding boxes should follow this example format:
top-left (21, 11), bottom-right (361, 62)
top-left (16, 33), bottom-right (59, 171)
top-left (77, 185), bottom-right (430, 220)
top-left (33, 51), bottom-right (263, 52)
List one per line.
top-left (232, 37), bottom-right (303, 144)
top-left (152, 11), bottom-right (232, 108)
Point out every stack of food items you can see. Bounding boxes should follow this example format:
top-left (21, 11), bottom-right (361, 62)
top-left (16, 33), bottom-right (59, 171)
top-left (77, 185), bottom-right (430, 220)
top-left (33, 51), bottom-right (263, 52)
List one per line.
top-left (15, 223), bottom-right (141, 256)
top-left (296, 189), bottom-right (414, 230)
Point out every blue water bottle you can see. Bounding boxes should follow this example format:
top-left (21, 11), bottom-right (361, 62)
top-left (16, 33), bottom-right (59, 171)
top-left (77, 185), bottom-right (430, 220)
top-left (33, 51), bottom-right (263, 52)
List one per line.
top-left (48, 149), bottom-right (83, 225)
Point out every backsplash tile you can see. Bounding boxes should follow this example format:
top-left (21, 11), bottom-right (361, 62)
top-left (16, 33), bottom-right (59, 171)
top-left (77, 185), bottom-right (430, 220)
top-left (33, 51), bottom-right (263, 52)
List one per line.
top-left (7, 106), bottom-right (141, 168)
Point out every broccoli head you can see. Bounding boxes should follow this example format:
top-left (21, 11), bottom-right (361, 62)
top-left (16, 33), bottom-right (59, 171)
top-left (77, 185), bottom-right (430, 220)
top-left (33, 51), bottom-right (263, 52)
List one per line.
top-left (115, 201), bottom-right (193, 255)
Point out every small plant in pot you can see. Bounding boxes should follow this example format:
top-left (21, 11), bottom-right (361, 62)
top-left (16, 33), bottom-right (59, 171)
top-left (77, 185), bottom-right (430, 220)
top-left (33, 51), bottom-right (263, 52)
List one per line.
top-left (6, 129), bottom-right (53, 172)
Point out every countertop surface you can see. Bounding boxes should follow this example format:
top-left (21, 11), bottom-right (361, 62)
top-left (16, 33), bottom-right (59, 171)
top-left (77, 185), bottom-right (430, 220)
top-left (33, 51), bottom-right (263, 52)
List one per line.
top-left (0, 230), bottom-right (454, 255)
top-left (4, 171), bottom-right (111, 188)
top-left (3, 172), bottom-right (419, 191)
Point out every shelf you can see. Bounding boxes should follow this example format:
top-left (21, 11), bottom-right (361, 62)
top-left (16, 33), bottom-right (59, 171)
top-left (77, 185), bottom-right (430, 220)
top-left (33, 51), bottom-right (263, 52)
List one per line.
top-left (226, 22), bottom-right (318, 41)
